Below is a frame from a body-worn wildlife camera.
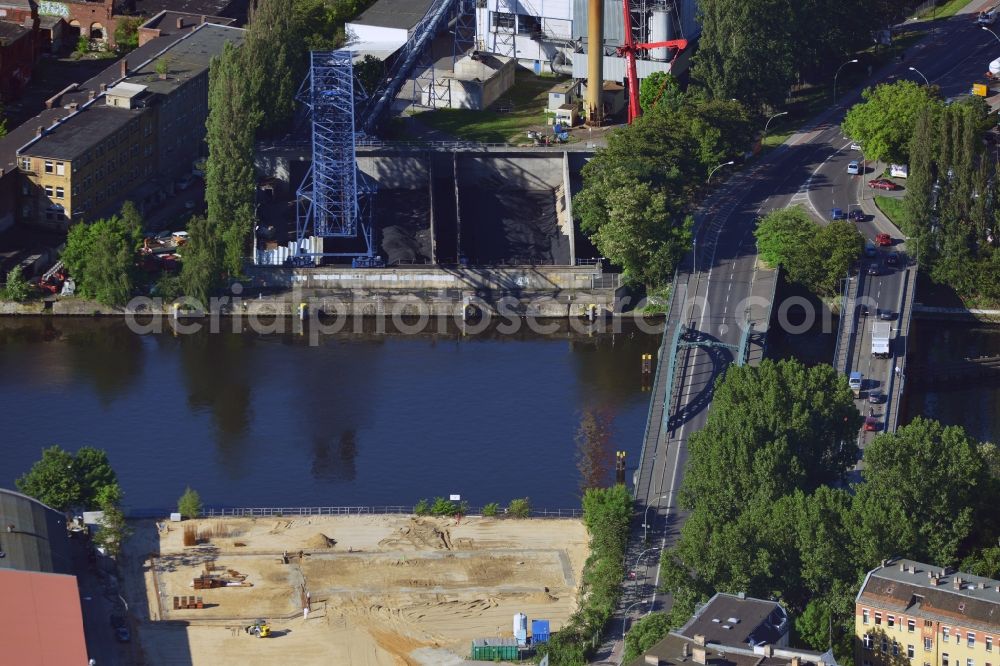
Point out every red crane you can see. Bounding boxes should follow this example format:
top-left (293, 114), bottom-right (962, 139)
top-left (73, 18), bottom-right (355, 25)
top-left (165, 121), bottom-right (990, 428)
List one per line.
top-left (617, 0), bottom-right (688, 123)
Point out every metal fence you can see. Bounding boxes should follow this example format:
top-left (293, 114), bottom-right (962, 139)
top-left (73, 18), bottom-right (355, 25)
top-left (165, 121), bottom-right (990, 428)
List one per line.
top-left (130, 505), bottom-right (583, 519)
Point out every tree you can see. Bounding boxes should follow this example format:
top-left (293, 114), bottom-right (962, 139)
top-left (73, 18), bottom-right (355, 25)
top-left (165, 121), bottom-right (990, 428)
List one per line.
top-left (114, 17), bottom-right (141, 52)
top-left (354, 54), bottom-right (385, 98)
top-left (0, 102), bottom-right (7, 138)
top-left (92, 501), bottom-right (132, 559)
top-left (902, 105), bottom-right (934, 261)
top-left (691, 0), bottom-right (796, 109)
top-left (179, 215), bottom-right (222, 304)
top-left (639, 71), bottom-right (684, 116)
top-left (623, 613), bottom-right (672, 663)
top-left (842, 80), bottom-right (941, 163)
top-left (206, 42), bottom-right (261, 277)
top-left (15, 445), bottom-right (120, 511)
top-left (754, 207), bottom-right (862, 296)
top-left (3, 265), bottom-right (30, 301)
top-left (178, 486), bottom-right (203, 519)
top-left (242, 0), bottom-right (299, 133)
top-left (850, 418), bottom-right (991, 567)
top-left (61, 212), bottom-right (143, 306)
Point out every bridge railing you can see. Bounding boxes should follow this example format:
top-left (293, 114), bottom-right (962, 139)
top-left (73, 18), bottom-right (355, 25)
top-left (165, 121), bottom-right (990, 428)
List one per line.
top-left (633, 270), bottom-right (681, 500)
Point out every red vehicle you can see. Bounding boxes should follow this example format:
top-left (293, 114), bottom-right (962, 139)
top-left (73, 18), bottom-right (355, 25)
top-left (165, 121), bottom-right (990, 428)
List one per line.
top-left (868, 178), bottom-right (899, 191)
top-left (876, 233), bottom-right (892, 247)
top-left (864, 416), bottom-right (879, 432)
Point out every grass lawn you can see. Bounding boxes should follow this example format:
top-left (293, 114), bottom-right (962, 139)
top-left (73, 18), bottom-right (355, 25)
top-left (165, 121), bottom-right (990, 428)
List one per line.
top-left (415, 70), bottom-right (566, 144)
top-left (874, 195), bottom-right (908, 227)
top-left (917, 0), bottom-right (975, 20)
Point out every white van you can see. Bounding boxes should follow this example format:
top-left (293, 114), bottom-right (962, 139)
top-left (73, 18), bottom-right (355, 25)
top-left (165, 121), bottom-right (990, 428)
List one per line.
top-left (890, 164), bottom-right (908, 178)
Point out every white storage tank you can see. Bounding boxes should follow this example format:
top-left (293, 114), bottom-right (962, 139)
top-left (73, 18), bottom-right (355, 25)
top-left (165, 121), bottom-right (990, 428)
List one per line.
top-left (648, 8), bottom-right (671, 61)
top-left (513, 612), bottom-right (528, 646)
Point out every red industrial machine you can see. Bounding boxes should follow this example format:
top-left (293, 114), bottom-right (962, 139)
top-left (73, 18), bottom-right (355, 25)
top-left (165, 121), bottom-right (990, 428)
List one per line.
top-left (616, 0), bottom-right (689, 123)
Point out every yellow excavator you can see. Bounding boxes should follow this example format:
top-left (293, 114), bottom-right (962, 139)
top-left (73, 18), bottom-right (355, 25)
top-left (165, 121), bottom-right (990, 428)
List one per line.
top-left (245, 619), bottom-right (271, 638)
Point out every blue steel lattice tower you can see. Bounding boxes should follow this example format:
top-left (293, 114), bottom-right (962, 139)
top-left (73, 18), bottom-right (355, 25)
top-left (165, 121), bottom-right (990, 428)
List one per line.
top-left (295, 51), bottom-right (377, 265)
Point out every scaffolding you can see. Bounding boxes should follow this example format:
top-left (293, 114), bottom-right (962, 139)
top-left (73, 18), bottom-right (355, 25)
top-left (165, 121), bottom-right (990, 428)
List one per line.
top-left (294, 51), bottom-right (379, 265)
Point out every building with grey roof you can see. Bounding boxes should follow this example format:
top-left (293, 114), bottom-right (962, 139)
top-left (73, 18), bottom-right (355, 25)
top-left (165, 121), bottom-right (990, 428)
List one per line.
top-left (677, 593), bottom-right (791, 648)
top-left (13, 21), bottom-right (244, 228)
top-left (0, 487), bottom-right (72, 574)
top-left (627, 625), bottom-right (833, 666)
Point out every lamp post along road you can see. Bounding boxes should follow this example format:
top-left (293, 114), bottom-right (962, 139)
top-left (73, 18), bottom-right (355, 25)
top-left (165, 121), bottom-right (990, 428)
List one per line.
top-left (707, 160), bottom-right (735, 184)
top-left (983, 25), bottom-right (1000, 43)
top-left (833, 58), bottom-right (859, 104)
top-left (909, 66), bottom-right (930, 85)
top-left (763, 111), bottom-right (788, 141)
top-left (642, 494), bottom-right (669, 542)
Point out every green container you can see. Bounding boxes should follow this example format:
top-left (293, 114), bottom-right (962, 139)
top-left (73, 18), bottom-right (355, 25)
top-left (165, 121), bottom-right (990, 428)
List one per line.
top-left (471, 638), bottom-right (519, 660)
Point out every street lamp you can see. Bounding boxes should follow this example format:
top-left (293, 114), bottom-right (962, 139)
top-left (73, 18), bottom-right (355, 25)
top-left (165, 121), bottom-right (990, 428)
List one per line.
top-left (631, 547), bottom-right (659, 582)
top-left (833, 58), bottom-right (859, 104)
top-left (908, 66), bottom-right (930, 86)
top-left (983, 25), bottom-right (1000, 44)
top-left (622, 599), bottom-right (649, 641)
top-left (763, 111), bottom-right (788, 141)
top-left (707, 160), bottom-right (735, 184)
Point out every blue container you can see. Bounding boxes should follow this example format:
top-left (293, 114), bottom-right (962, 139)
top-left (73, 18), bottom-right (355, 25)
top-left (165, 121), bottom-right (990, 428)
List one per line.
top-left (532, 619), bottom-right (551, 644)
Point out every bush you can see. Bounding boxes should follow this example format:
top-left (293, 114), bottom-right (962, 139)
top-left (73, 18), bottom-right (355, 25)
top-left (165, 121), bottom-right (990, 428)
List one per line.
top-left (429, 497), bottom-right (468, 516)
top-left (177, 486), bottom-right (202, 519)
top-left (482, 502), bottom-right (500, 517)
top-left (3, 266), bottom-right (30, 302)
top-left (507, 497), bottom-right (531, 518)
top-left (537, 485), bottom-right (632, 664)
top-left (413, 498), bottom-right (430, 516)
top-left (75, 36), bottom-right (89, 55)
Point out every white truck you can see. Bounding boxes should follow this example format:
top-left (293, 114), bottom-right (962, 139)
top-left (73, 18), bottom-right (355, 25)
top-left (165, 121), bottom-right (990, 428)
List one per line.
top-left (872, 322), bottom-right (891, 358)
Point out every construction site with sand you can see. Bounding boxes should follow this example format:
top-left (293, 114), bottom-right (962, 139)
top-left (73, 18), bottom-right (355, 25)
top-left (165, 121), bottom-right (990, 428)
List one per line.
top-left (122, 514), bottom-right (588, 665)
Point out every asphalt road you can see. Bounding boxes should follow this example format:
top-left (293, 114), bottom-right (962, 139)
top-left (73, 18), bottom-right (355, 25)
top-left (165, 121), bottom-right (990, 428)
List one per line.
top-left (606, 3), bottom-right (1000, 663)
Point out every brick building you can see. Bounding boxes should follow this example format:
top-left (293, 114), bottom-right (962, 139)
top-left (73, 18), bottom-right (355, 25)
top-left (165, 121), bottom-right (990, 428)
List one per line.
top-left (0, 20), bottom-right (35, 101)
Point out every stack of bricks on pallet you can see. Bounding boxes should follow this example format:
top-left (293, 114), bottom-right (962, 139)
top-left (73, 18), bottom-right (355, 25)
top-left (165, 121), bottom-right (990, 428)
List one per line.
top-left (193, 575), bottom-right (225, 589)
top-left (174, 596), bottom-right (204, 609)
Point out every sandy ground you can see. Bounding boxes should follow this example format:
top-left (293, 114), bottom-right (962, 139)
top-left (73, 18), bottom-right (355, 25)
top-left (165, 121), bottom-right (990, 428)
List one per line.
top-left (122, 514), bottom-right (588, 665)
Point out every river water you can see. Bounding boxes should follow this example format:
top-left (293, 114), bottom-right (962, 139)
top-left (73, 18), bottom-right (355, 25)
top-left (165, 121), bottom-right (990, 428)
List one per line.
top-left (2, 313), bottom-right (994, 515)
top-left (0, 317), bottom-right (661, 513)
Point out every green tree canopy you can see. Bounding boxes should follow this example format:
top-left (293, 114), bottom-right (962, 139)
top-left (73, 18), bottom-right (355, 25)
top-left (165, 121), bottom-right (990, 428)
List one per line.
top-left (178, 486), bottom-right (203, 519)
top-left (114, 17), bottom-right (141, 52)
top-left (755, 207), bottom-right (863, 296)
top-left (623, 613), bottom-right (672, 663)
top-left (3, 265), bottom-right (30, 302)
top-left (639, 71), bottom-right (684, 116)
top-left (842, 80), bottom-right (941, 163)
top-left (850, 417), bottom-right (991, 568)
top-left (16, 445), bottom-right (120, 511)
top-left (61, 210), bottom-right (143, 306)
top-left (179, 215), bottom-right (223, 304)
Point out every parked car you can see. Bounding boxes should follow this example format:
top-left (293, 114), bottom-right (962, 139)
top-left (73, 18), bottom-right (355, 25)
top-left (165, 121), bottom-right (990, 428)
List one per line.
top-left (848, 208), bottom-right (866, 222)
top-left (847, 160), bottom-right (861, 175)
top-left (859, 304), bottom-right (870, 317)
top-left (115, 626), bottom-right (131, 643)
top-left (851, 142), bottom-right (862, 151)
top-left (876, 233), bottom-right (892, 246)
top-left (868, 390), bottom-right (882, 404)
top-left (886, 251), bottom-right (900, 266)
top-left (865, 242), bottom-right (877, 257)
top-left (868, 178), bottom-right (899, 191)
top-left (868, 264), bottom-right (880, 276)
top-left (878, 310), bottom-right (896, 321)
top-left (864, 415), bottom-right (879, 431)
top-left (890, 163), bottom-right (909, 178)
top-left (831, 207), bottom-right (847, 220)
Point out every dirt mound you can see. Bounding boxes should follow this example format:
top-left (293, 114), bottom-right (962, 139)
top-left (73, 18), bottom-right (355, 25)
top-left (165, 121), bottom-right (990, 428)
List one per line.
top-left (306, 533), bottom-right (336, 549)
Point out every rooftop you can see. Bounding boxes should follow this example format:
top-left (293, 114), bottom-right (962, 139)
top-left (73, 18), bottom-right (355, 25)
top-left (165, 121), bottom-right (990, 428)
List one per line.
top-left (626, 632), bottom-right (833, 666)
top-left (132, 0), bottom-right (248, 22)
top-left (0, 488), bottom-right (72, 573)
top-left (349, 0), bottom-right (435, 31)
top-left (677, 593), bottom-right (790, 648)
top-left (0, 569), bottom-right (88, 665)
top-left (0, 0), bottom-right (31, 11)
top-left (140, 9), bottom-right (235, 33)
top-left (17, 23), bottom-right (245, 161)
top-left (0, 19), bottom-right (30, 45)
top-left (858, 558), bottom-right (1000, 631)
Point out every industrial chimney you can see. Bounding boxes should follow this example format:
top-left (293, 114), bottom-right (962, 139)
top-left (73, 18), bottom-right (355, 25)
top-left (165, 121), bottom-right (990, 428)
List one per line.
top-left (586, 0), bottom-right (604, 125)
